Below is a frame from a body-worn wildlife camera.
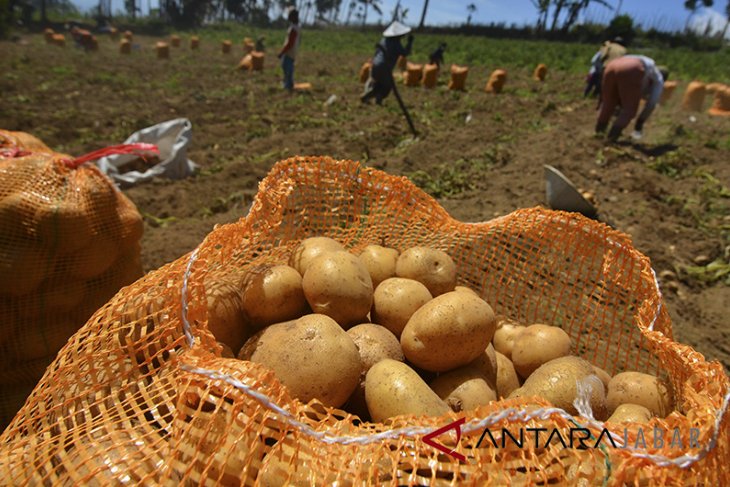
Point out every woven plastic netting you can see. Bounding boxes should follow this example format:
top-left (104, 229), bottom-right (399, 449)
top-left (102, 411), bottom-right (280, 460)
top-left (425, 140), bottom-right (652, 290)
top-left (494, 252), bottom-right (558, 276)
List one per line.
top-left (0, 156), bottom-right (727, 485)
top-left (0, 130), bottom-right (144, 429)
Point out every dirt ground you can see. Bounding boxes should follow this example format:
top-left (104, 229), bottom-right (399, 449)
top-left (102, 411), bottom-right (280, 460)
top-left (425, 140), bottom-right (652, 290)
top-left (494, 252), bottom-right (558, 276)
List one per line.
top-left (1, 33), bottom-right (728, 372)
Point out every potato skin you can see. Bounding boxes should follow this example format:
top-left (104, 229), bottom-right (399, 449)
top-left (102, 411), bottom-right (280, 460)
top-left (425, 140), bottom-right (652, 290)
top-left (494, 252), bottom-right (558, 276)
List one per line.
top-left (400, 291), bottom-right (496, 372)
top-left (606, 403), bottom-right (653, 424)
top-left (358, 245), bottom-right (399, 288)
top-left (302, 251), bottom-right (374, 328)
top-left (495, 351), bottom-right (521, 398)
top-left (606, 372), bottom-right (672, 418)
top-left (241, 265), bottom-right (309, 329)
top-left (347, 323), bottom-right (404, 374)
top-left (429, 366), bottom-right (496, 412)
top-left (288, 237), bottom-right (345, 276)
top-left (511, 324), bottom-right (572, 379)
top-left (371, 278), bottom-right (432, 338)
top-left (365, 359), bottom-right (449, 421)
top-left (395, 247), bottom-right (457, 297)
top-left (509, 356), bottom-right (607, 419)
top-left (239, 314), bottom-right (361, 408)
top-left (492, 316), bottom-right (526, 360)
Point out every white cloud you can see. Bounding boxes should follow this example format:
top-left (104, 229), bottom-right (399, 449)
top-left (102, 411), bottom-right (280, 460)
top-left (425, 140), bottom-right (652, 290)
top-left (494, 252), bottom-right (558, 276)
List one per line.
top-left (688, 8), bottom-right (730, 39)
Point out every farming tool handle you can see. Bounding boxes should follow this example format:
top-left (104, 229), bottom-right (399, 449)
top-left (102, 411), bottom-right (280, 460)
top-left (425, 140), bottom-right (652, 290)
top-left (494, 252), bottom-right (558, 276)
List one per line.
top-left (391, 81), bottom-right (418, 137)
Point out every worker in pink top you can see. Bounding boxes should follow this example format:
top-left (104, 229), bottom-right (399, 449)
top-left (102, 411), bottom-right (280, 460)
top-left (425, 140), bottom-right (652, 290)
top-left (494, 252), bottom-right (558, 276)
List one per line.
top-left (278, 7), bottom-right (300, 92)
top-left (595, 55), bottom-right (668, 142)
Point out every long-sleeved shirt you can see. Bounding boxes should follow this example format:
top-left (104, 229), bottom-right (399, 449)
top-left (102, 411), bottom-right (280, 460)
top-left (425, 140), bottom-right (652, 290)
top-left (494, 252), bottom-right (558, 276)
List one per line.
top-left (370, 36), bottom-right (413, 80)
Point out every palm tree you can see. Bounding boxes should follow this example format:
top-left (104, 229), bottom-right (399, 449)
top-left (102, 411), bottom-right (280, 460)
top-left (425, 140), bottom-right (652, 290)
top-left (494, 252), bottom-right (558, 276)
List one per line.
top-left (418, 0), bottom-right (429, 29)
top-left (684, 0), bottom-right (714, 32)
top-left (466, 3), bottom-right (476, 26)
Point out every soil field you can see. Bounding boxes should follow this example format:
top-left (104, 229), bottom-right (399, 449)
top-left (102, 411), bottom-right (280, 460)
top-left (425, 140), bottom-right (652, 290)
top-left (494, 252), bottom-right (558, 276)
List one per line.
top-left (1, 31), bottom-right (729, 372)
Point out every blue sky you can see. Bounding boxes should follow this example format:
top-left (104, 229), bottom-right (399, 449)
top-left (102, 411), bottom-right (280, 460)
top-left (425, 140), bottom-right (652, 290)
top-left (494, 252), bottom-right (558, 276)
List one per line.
top-left (73, 0), bottom-right (730, 36)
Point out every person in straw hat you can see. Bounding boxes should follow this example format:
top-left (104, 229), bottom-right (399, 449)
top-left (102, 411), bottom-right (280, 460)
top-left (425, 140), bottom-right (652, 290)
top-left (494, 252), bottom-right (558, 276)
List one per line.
top-left (361, 21), bottom-right (414, 105)
top-left (595, 54), bottom-right (669, 142)
top-left (585, 36), bottom-right (627, 97)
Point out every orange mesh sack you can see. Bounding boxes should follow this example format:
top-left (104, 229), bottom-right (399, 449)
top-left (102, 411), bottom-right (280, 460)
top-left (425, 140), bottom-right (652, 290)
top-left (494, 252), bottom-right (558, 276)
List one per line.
top-left (359, 60), bottom-right (371, 83)
top-left (404, 62), bottom-right (423, 87)
top-left (485, 68), bottom-right (507, 93)
top-left (533, 63), bottom-right (547, 81)
top-left (682, 80), bottom-right (706, 111)
top-left (422, 63), bottom-right (439, 88)
top-left (660, 80), bottom-right (678, 105)
top-left (1, 157), bottom-right (728, 485)
top-left (448, 64), bottom-right (469, 91)
top-left (251, 51), bottom-right (264, 71)
top-left (0, 130), bottom-right (145, 428)
top-left (708, 85), bottom-right (730, 116)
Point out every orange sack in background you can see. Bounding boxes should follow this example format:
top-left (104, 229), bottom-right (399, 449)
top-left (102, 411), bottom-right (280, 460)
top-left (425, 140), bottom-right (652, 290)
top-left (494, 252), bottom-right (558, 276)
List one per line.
top-left (682, 80), bottom-right (706, 111)
top-left (422, 63), bottom-right (439, 88)
top-left (221, 40), bottom-right (232, 54)
top-left (485, 68), bottom-right (507, 93)
top-left (0, 130), bottom-right (144, 429)
top-left (448, 64), bottom-right (469, 91)
top-left (708, 85), bottom-right (730, 116)
top-left (660, 80), bottom-right (678, 104)
top-left (156, 42), bottom-right (170, 59)
top-left (359, 61), bottom-right (371, 83)
top-left (119, 38), bottom-right (131, 54)
top-left (404, 62), bottom-right (423, 87)
top-left (0, 157), bottom-right (726, 485)
top-left (533, 63), bottom-right (547, 81)
top-left (190, 35), bottom-right (200, 50)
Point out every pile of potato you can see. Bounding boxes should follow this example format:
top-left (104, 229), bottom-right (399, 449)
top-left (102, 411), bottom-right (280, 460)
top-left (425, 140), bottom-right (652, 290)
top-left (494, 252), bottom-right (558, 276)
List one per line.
top-left (207, 237), bottom-right (673, 424)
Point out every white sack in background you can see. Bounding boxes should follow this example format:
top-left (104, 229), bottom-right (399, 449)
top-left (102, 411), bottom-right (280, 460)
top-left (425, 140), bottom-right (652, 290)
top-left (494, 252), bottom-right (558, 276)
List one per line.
top-left (96, 118), bottom-right (198, 187)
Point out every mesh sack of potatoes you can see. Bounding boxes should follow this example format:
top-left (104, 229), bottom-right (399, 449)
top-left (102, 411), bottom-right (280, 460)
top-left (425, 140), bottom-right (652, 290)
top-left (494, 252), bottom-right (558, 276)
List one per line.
top-left (0, 129), bottom-right (146, 429)
top-left (0, 156), bottom-right (728, 485)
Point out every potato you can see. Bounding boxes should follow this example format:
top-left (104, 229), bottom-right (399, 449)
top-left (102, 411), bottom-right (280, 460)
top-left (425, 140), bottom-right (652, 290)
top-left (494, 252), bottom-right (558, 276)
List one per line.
top-left (429, 366), bottom-right (496, 412)
top-left (288, 237), bottom-right (345, 276)
top-left (454, 285), bottom-right (479, 296)
top-left (495, 351), bottom-right (520, 398)
top-left (467, 343), bottom-right (498, 389)
top-left (241, 265), bottom-right (309, 329)
top-left (365, 359), bottom-right (449, 421)
top-left (606, 372), bottom-right (672, 418)
top-left (592, 366), bottom-right (612, 392)
top-left (205, 275), bottom-right (250, 354)
top-left (401, 291), bottom-right (496, 372)
top-left (302, 251), bottom-right (373, 328)
top-left (395, 246), bottom-right (456, 296)
top-left (492, 316), bottom-right (526, 360)
top-left (606, 403), bottom-right (653, 424)
top-left (371, 278), bottom-right (432, 338)
top-left (345, 324), bottom-right (403, 421)
top-left (511, 324), bottom-right (571, 379)
top-left (347, 323), bottom-right (404, 374)
top-left (358, 244), bottom-right (399, 288)
top-left (509, 356), bottom-right (607, 419)
top-left (239, 314), bottom-right (361, 408)
top-left (35, 200), bottom-right (94, 254)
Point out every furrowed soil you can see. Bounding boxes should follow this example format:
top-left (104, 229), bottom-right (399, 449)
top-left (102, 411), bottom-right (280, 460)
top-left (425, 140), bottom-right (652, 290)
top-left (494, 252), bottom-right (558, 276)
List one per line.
top-left (1, 32), bottom-right (728, 371)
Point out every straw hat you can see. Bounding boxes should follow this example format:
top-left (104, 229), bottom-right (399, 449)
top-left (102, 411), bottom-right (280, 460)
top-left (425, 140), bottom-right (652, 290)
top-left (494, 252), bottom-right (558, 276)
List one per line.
top-left (383, 21), bottom-right (411, 38)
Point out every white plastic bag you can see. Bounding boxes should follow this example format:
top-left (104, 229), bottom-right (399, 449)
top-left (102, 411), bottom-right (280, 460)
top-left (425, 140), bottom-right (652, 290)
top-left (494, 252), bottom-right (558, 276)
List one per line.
top-left (96, 118), bottom-right (198, 187)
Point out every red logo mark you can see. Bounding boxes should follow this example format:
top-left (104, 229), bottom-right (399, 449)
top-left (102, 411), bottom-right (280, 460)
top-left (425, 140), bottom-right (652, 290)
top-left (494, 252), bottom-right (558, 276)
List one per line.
top-left (423, 417), bottom-right (466, 462)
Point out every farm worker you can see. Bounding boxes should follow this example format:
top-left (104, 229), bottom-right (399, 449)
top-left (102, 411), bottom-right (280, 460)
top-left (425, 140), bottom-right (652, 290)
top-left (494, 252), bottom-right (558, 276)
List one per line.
top-left (255, 35), bottom-right (266, 52)
top-left (429, 42), bottom-right (447, 67)
top-left (361, 21), bottom-right (414, 105)
top-left (595, 55), bottom-right (668, 142)
top-left (584, 37), bottom-right (626, 97)
top-left (277, 7), bottom-right (300, 92)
